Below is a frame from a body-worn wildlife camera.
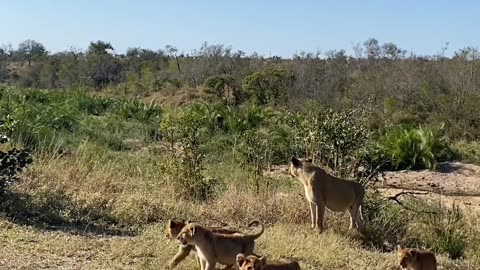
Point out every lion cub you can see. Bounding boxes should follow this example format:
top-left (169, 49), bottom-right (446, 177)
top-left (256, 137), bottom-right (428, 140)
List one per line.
top-left (165, 219), bottom-right (240, 269)
top-left (397, 246), bottom-right (437, 270)
top-left (236, 253), bottom-right (301, 270)
top-left (176, 221), bottom-right (264, 270)
top-left (289, 157), bottom-right (365, 232)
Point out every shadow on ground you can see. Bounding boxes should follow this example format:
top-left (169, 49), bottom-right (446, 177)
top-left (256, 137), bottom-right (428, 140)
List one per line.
top-left (0, 191), bottom-right (138, 237)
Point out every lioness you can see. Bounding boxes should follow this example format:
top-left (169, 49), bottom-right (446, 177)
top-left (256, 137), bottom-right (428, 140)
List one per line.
top-left (397, 246), bottom-right (437, 270)
top-left (176, 221), bottom-right (264, 270)
top-left (289, 156), bottom-right (365, 232)
top-left (236, 253), bottom-right (301, 270)
top-left (165, 219), bottom-right (240, 269)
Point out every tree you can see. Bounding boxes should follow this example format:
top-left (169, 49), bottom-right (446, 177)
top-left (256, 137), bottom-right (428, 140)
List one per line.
top-left (204, 74), bottom-right (239, 104)
top-left (166, 45), bottom-right (181, 74)
top-left (87, 40), bottom-right (114, 55)
top-left (17, 39), bottom-right (47, 67)
top-left (242, 69), bottom-right (295, 106)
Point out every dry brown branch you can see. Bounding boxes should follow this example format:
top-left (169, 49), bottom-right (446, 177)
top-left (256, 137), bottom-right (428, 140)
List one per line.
top-left (386, 191), bottom-right (439, 214)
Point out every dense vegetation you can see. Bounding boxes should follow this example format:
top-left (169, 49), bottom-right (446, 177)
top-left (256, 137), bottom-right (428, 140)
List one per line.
top-left (1, 39), bottom-right (480, 268)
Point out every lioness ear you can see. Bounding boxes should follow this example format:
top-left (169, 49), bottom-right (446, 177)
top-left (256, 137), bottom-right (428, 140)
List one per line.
top-left (188, 225), bottom-right (196, 236)
top-left (291, 156), bottom-right (302, 168)
top-left (236, 253), bottom-right (246, 267)
top-left (260, 256), bottom-right (267, 266)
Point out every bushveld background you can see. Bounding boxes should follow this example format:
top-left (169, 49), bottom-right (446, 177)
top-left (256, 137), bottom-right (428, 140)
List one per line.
top-left (1, 39), bottom-right (480, 269)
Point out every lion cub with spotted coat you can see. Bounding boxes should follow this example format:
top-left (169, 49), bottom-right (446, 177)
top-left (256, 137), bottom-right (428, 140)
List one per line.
top-left (289, 157), bottom-right (365, 232)
top-left (236, 253), bottom-right (301, 270)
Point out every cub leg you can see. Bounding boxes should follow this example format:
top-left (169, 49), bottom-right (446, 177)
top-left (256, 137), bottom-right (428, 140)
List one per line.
top-left (168, 245), bottom-right (193, 268)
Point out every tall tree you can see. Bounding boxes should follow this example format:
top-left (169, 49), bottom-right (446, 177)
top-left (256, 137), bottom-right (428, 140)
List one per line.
top-left (17, 39), bottom-right (47, 67)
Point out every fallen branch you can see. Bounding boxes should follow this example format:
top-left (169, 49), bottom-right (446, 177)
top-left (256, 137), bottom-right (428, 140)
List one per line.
top-left (386, 191), bottom-right (439, 214)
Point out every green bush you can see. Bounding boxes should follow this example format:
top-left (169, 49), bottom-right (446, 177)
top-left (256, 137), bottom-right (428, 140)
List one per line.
top-left (0, 115), bottom-right (33, 195)
top-left (242, 69), bottom-right (295, 106)
top-left (113, 98), bottom-right (162, 122)
top-left (285, 104), bottom-right (375, 183)
top-left (160, 106), bottom-right (218, 201)
top-left (370, 125), bottom-right (453, 170)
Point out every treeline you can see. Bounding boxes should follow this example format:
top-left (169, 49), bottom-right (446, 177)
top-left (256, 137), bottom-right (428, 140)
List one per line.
top-left (1, 39), bottom-right (480, 139)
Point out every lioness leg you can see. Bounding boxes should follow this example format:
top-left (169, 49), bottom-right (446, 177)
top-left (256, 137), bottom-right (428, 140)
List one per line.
top-left (205, 261), bottom-right (215, 270)
top-left (308, 201), bottom-right (317, 229)
top-left (347, 205), bottom-right (358, 229)
top-left (316, 203), bottom-right (325, 232)
top-left (348, 202), bottom-right (364, 230)
top-left (356, 202), bottom-right (365, 230)
top-left (168, 245), bottom-right (194, 268)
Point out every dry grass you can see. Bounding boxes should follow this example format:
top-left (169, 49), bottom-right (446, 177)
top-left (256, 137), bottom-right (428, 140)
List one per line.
top-left (0, 219), bottom-right (476, 270)
top-left (1, 143), bottom-right (480, 269)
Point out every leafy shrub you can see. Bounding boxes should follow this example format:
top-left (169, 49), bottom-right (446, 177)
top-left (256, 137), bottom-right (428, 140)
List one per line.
top-left (204, 75), bottom-right (239, 104)
top-left (0, 116), bottom-right (33, 195)
top-left (113, 98), bottom-right (162, 122)
top-left (242, 69), bottom-right (295, 106)
top-left (370, 125), bottom-right (453, 170)
top-left (285, 104), bottom-right (376, 183)
top-left (160, 107), bottom-right (217, 201)
top-left (452, 141), bottom-right (480, 164)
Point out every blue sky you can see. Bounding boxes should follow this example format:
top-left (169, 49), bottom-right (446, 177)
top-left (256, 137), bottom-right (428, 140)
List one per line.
top-left (1, 0), bottom-right (479, 57)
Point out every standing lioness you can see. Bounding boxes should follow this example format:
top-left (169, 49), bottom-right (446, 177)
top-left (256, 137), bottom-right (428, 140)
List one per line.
top-left (289, 157), bottom-right (365, 232)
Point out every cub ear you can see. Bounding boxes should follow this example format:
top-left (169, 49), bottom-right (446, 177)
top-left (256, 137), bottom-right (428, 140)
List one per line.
top-left (167, 219), bottom-right (172, 227)
top-left (408, 249), bottom-right (418, 258)
top-left (306, 157), bottom-right (313, 163)
top-left (186, 220), bottom-right (193, 224)
top-left (291, 156), bottom-right (302, 168)
top-left (259, 255), bottom-right (267, 266)
top-left (236, 253), bottom-right (246, 267)
top-left (396, 245), bottom-right (402, 251)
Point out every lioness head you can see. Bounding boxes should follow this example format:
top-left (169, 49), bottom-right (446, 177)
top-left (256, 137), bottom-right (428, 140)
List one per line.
top-left (236, 253), bottom-right (267, 270)
top-left (176, 223), bottom-right (197, 246)
top-left (397, 246), bottom-right (418, 268)
top-left (165, 219), bottom-right (190, 240)
top-left (289, 156), bottom-right (312, 178)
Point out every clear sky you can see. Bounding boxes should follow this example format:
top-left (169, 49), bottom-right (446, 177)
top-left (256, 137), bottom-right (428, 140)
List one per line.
top-left (1, 0), bottom-right (479, 57)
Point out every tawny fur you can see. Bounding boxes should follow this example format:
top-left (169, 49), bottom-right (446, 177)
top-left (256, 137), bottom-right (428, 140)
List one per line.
top-left (164, 219), bottom-right (239, 269)
top-left (289, 157), bottom-right (365, 232)
top-left (236, 253), bottom-right (301, 270)
top-left (397, 246), bottom-right (437, 270)
top-left (176, 221), bottom-right (264, 270)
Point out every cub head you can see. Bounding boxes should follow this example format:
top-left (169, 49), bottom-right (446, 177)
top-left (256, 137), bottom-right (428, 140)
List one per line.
top-left (236, 253), bottom-right (267, 270)
top-left (176, 223), bottom-right (198, 246)
top-left (164, 219), bottom-right (191, 240)
top-left (397, 246), bottom-right (418, 268)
